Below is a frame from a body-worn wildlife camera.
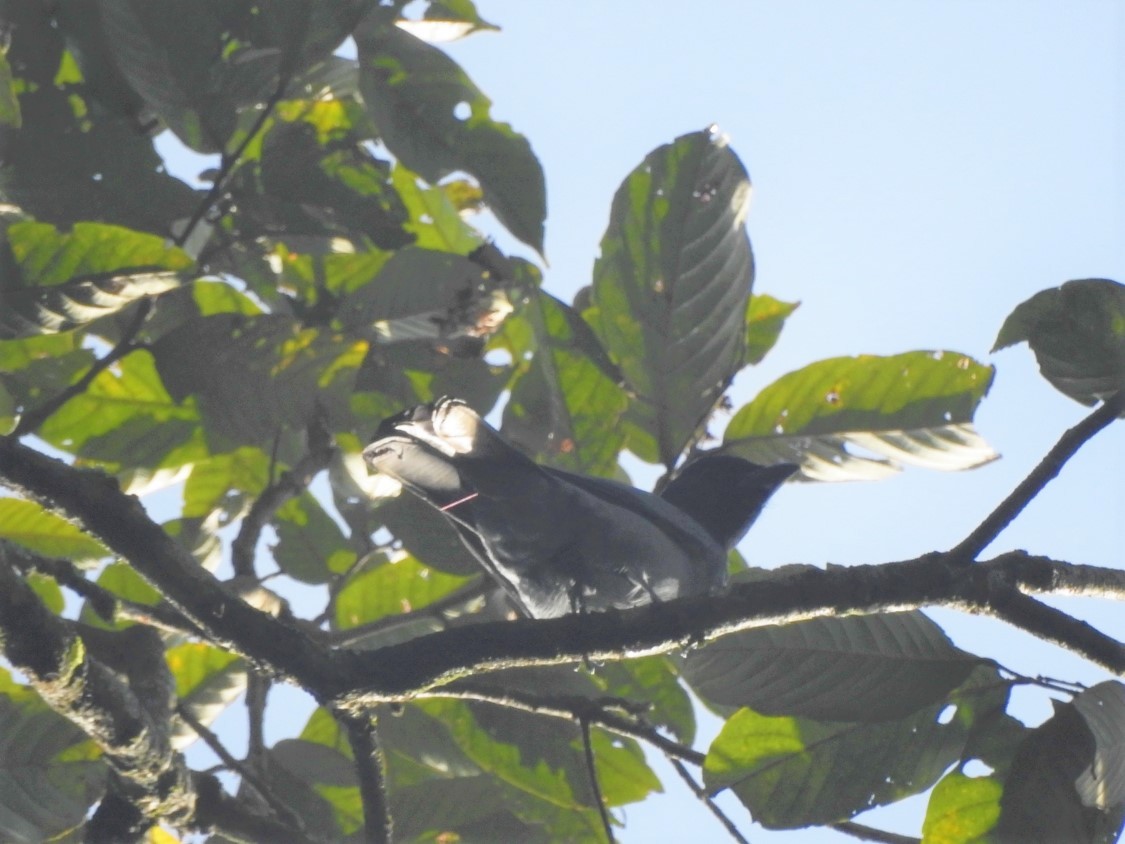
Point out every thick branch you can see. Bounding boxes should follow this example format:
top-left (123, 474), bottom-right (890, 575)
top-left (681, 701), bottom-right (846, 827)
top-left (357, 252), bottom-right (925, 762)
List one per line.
top-left (4, 435), bottom-right (1123, 706)
top-left (0, 556), bottom-right (194, 832)
top-left (333, 552), bottom-right (1125, 702)
top-left (0, 436), bottom-right (338, 691)
top-left (950, 391), bottom-right (1124, 561)
top-left (984, 579), bottom-right (1125, 671)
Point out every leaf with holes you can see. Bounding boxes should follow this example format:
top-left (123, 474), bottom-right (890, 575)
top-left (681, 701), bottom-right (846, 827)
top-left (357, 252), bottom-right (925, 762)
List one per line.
top-left (681, 611), bottom-right (979, 722)
top-left (586, 128), bottom-right (755, 467)
top-left (704, 665), bottom-right (1008, 828)
top-left (356, 23), bottom-right (545, 255)
top-left (995, 682), bottom-right (1125, 843)
top-left (500, 290), bottom-right (629, 476)
top-left (0, 668), bottom-right (105, 842)
top-left (994, 278), bottom-right (1125, 408)
top-left (722, 351), bottom-right (996, 481)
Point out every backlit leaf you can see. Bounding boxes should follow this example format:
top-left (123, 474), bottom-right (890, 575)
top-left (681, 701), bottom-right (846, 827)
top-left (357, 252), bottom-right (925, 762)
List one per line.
top-left (723, 351), bottom-right (996, 481)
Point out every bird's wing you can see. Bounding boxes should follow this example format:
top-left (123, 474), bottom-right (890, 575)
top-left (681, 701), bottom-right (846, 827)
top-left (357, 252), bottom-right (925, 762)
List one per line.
top-left (545, 468), bottom-right (719, 552)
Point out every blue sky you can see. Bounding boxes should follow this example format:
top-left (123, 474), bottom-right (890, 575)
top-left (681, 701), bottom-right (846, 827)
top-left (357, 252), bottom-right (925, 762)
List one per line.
top-left (436, 2), bottom-right (1123, 841)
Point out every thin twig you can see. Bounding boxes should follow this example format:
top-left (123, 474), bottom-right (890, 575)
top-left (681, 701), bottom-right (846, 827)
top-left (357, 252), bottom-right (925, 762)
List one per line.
top-left (579, 718), bottom-right (616, 843)
top-left (417, 683), bottom-right (706, 765)
top-left (174, 76), bottom-right (292, 251)
top-left (950, 391), bottom-right (1124, 561)
top-left (11, 300), bottom-right (152, 438)
top-left (666, 756), bottom-right (750, 844)
top-left (831, 820), bottom-right (920, 844)
top-left (177, 703), bottom-right (308, 835)
top-left (340, 711), bottom-right (392, 844)
top-left (231, 441), bottom-right (335, 578)
top-left (3, 543), bottom-right (207, 637)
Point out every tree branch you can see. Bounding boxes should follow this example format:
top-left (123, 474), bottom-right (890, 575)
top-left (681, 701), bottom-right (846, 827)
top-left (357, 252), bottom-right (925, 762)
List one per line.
top-left (178, 703), bottom-right (307, 835)
top-left (0, 435), bottom-right (339, 690)
top-left (983, 576), bottom-right (1125, 672)
top-left (339, 712), bottom-right (392, 844)
top-left (231, 436), bottom-right (335, 578)
top-left (0, 555), bottom-right (194, 833)
top-left (3, 542), bottom-right (207, 637)
top-left (419, 682), bottom-right (706, 766)
top-left (950, 391), bottom-right (1124, 561)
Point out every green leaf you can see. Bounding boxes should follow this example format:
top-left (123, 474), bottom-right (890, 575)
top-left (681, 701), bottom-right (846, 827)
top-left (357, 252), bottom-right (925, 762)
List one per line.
top-left (0, 6), bottom-right (199, 235)
top-left (335, 247), bottom-right (511, 348)
top-left (1, 220), bottom-right (190, 338)
top-left (8, 221), bottom-right (192, 287)
top-left (594, 657), bottom-right (696, 745)
top-left (95, 1), bottom-right (244, 152)
top-left (0, 499), bottom-right (109, 564)
top-left (995, 683), bottom-right (1125, 843)
top-left (246, 113), bottom-right (412, 250)
top-left (681, 611), bottom-right (979, 722)
top-left (166, 643), bottom-right (247, 750)
top-left (587, 128), bottom-right (755, 467)
top-left (0, 50), bottom-right (22, 128)
top-left (151, 314), bottom-right (366, 451)
top-left (79, 561), bottom-right (162, 630)
top-left (398, 0), bottom-right (500, 42)
top-left (0, 668), bottom-right (105, 843)
top-left (416, 698), bottom-right (618, 834)
top-left (26, 571), bottom-right (65, 616)
top-left (334, 553), bottom-right (471, 629)
top-left (191, 279), bottom-right (263, 317)
top-left (744, 293), bottom-right (799, 365)
top-left (1072, 681), bottom-right (1125, 811)
top-left (258, 740), bottom-right (352, 836)
top-left (37, 350), bottom-right (198, 461)
top-left (0, 334), bottom-right (96, 420)
top-left (182, 447), bottom-right (271, 520)
top-left (723, 351), bottom-right (997, 481)
top-left (391, 163), bottom-right (482, 254)
top-left (356, 23), bottom-right (546, 254)
top-left (273, 491), bottom-right (357, 584)
top-left (0, 382), bottom-right (15, 435)
top-left (704, 666), bottom-right (1008, 828)
top-left (500, 291), bottom-right (629, 476)
top-left (922, 772), bottom-right (1002, 844)
top-left (994, 278), bottom-right (1125, 408)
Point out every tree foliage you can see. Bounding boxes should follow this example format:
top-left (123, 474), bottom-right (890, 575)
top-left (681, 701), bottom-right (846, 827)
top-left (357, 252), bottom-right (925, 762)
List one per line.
top-left (0, 3), bottom-right (1122, 843)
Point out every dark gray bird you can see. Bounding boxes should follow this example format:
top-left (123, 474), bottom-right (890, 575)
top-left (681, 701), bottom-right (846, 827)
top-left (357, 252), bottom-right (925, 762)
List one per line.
top-left (364, 397), bottom-right (796, 619)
